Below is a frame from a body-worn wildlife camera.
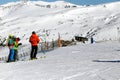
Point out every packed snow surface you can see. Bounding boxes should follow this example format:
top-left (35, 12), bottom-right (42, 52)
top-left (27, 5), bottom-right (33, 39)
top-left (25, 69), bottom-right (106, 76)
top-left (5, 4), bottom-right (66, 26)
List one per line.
top-left (1, 41), bottom-right (120, 80)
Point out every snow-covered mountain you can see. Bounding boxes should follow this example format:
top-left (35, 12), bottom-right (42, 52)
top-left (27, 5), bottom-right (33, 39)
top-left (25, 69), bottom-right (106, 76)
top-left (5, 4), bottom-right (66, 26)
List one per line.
top-left (0, 1), bottom-right (120, 44)
top-left (1, 1), bottom-right (120, 80)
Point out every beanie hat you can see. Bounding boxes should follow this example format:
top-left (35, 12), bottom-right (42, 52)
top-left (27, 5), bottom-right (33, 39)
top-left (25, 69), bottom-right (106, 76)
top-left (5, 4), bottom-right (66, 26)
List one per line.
top-left (32, 31), bottom-right (36, 34)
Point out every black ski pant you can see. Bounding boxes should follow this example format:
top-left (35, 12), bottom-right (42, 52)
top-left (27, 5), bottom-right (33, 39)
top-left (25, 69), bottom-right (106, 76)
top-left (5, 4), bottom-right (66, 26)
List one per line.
top-left (30, 45), bottom-right (38, 59)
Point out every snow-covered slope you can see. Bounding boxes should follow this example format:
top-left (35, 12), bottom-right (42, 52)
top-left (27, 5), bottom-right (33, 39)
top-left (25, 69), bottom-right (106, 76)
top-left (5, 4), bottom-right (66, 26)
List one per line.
top-left (1, 1), bottom-right (120, 80)
top-left (0, 1), bottom-right (120, 44)
top-left (1, 41), bottom-right (120, 80)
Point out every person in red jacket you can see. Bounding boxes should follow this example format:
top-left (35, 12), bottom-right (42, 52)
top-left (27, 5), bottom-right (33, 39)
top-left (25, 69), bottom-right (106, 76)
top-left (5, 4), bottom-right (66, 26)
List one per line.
top-left (29, 31), bottom-right (40, 60)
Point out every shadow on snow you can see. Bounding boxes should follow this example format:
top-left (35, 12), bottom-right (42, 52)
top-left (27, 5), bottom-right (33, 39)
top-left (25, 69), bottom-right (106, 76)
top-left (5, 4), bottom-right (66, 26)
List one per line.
top-left (93, 60), bottom-right (120, 63)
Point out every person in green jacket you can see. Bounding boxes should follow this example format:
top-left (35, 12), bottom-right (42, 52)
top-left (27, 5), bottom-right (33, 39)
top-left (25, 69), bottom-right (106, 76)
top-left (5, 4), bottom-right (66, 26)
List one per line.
top-left (13, 37), bottom-right (22, 61)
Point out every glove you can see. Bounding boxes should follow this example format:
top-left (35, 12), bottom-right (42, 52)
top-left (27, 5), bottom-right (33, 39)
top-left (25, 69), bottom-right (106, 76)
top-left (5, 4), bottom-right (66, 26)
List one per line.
top-left (18, 43), bottom-right (22, 45)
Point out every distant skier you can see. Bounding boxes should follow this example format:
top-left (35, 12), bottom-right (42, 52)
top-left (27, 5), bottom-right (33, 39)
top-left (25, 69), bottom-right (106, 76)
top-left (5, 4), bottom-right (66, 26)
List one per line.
top-left (90, 36), bottom-right (94, 44)
top-left (6, 34), bottom-right (14, 62)
top-left (13, 37), bottom-right (22, 61)
top-left (29, 31), bottom-right (40, 60)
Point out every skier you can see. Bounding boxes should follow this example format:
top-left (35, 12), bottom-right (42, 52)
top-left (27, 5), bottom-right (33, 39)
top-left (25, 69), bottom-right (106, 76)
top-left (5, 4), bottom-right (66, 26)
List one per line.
top-left (90, 36), bottom-right (94, 44)
top-left (13, 37), bottom-right (22, 61)
top-left (6, 34), bottom-right (14, 62)
top-left (29, 31), bottom-right (40, 60)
